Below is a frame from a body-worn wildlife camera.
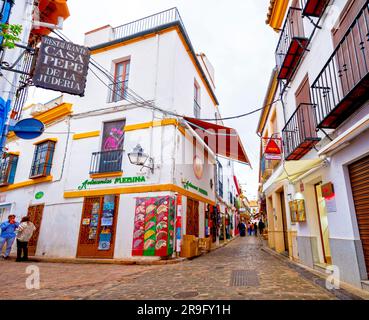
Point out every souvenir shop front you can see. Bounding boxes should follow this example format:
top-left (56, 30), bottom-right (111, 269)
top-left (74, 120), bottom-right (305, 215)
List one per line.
top-left (75, 193), bottom-right (176, 259)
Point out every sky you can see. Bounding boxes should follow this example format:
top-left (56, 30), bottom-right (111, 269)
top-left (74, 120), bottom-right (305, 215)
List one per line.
top-left (28, 0), bottom-right (279, 200)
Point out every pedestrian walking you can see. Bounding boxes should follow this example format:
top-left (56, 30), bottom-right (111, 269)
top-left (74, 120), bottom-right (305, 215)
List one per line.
top-left (254, 222), bottom-right (258, 236)
top-left (258, 219), bottom-right (265, 236)
top-left (16, 216), bottom-right (36, 262)
top-left (0, 214), bottom-right (19, 260)
top-left (249, 222), bottom-right (254, 236)
top-left (238, 221), bottom-right (246, 237)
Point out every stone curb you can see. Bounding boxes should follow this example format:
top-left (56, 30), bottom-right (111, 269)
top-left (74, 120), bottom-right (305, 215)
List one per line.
top-left (7, 236), bottom-right (239, 266)
top-left (261, 245), bottom-right (369, 300)
top-left (8, 256), bottom-right (187, 266)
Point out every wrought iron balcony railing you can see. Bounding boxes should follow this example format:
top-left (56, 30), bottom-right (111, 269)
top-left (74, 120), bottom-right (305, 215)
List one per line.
top-left (311, 2), bottom-right (369, 129)
top-left (90, 150), bottom-right (124, 175)
top-left (108, 80), bottom-right (128, 103)
top-left (300, 0), bottom-right (330, 17)
top-left (113, 8), bottom-right (191, 45)
top-left (275, 7), bottom-right (309, 81)
top-left (282, 103), bottom-right (320, 160)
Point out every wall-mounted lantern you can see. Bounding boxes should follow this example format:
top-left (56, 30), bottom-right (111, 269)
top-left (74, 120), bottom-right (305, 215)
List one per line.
top-left (128, 144), bottom-right (154, 173)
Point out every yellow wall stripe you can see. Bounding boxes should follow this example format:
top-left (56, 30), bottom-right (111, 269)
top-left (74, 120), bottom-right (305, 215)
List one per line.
top-left (64, 183), bottom-right (215, 205)
top-left (0, 175), bottom-right (53, 192)
top-left (7, 103), bottom-right (73, 141)
top-left (73, 131), bottom-right (101, 140)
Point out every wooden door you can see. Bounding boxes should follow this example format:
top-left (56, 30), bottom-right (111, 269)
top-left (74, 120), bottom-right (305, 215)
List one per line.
top-left (349, 155), bottom-right (369, 277)
top-left (77, 195), bottom-right (119, 258)
top-left (295, 75), bottom-right (317, 139)
top-left (186, 198), bottom-right (199, 237)
top-left (280, 192), bottom-right (289, 252)
top-left (27, 204), bottom-right (44, 256)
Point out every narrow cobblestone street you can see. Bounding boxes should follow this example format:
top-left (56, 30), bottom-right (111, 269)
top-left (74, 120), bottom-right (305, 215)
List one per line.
top-left (1, 236), bottom-right (363, 300)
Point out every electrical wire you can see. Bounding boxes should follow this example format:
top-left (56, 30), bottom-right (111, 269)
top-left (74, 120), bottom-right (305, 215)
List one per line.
top-left (51, 29), bottom-right (281, 122)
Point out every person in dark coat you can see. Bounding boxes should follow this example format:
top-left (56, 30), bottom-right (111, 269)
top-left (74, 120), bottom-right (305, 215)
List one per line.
top-left (254, 222), bottom-right (258, 236)
top-left (258, 219), bottom-right (265, 236)
top-left (238, 221), bottom-right (246, 237)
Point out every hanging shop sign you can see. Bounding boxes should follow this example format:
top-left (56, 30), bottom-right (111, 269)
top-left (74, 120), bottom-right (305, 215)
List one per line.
top-left (182, 179), bottom-right (208, 196)
top-left (33, 36), bottom-right (91, 97)
top-left (321, 182), bottom-right (335, 199)
top-left (132, 196), bottom-right (175, 257)
top-left (289, 199), bottom-right (306, 222)
top-left (263, 136), bottom-right (282, 161)
top-left (78, 176), bottom-right (146, 190)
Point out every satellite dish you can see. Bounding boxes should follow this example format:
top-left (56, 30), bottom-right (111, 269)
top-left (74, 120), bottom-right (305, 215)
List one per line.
top-left (9, 118), bottom-right (45, 140)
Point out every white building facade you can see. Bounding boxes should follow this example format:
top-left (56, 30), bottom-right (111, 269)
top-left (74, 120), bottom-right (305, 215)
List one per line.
top-left (260, 0), bottom-right (369, 290)
top-left (0, 8), bottom-right (248, 260)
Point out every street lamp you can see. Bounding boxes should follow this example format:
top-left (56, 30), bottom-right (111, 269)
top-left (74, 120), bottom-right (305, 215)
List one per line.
top-left (128, 144), bottom-right (154, 173)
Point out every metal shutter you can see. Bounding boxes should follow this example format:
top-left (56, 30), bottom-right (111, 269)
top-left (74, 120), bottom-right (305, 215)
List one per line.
top-left (349, 155), bottom-right (369, 277)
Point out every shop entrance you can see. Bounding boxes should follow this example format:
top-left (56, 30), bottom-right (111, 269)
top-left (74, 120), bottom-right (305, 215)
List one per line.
top-left (27, 204), bottom-right (44, 256)
top-left (279, 192), bottom-right (289, 253)
top-left (349, 155), bottom-right (369, 278)
top-left (77, 195), bottom-right (119, 258)
top-left (314, 183), bottom-right (332, 264)
top-left (186, 198), bottom-right (199, 237)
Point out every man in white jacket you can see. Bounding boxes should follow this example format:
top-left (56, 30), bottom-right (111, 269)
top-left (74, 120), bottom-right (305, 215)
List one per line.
top-left (16, 216), bottom-right (36, 262)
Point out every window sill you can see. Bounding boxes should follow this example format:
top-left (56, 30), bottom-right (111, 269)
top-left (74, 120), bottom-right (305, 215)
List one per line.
top-left (89, 172), bottom-right (123, 179)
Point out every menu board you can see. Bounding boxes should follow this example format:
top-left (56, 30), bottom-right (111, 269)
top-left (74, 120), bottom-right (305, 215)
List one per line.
top-left (132, 196), bottom-right (175, 257)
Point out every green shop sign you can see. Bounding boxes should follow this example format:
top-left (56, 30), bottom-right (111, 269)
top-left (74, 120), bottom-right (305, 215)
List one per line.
top-left (78, 176), bottom-right (146, 190)
top-left (35, 191), bottom-right (44, 200)
top-left (182, 180), bottom-right (208, 196)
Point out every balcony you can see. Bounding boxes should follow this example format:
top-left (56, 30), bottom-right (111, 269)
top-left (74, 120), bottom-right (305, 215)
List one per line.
top-left (108, 80), bottom-right (128, 103)
top-left (261, 155), bottom-right (273, 181)
top-left (112, 8), bottom-right (191, 44)
top-left (90, 150), bottom-right (123, 175)
top-left (301, 0), bottom-right (330, 18)
top-left (276, 7), bottom-right (309, 81)
top-left (311, 2), bottom-right (369, 129)
top-left (282, 103), bottom-right (320, 160)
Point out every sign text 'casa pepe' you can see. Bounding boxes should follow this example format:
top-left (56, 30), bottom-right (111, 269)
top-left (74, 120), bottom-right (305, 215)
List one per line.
top-left (33, 36), bottom-right (90, 96)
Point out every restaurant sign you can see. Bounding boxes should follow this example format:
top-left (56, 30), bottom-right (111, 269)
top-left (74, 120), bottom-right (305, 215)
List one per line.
top-left (78, 176), bottom-right (146, 190)
top-left (33, 36), bottom-right (90, 96)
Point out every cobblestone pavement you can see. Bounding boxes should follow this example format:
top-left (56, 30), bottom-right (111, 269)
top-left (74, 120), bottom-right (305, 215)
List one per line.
top-left (0, 236), bottom-right (360, 300)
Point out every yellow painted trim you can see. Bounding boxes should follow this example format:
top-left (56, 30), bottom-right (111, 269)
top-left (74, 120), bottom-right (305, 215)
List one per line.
top-left (7, 103), bottom-right (73, 141)
top-left (73, 131), bottom-right (101, 140)
top-left (33, 138), bottom-right (58, 145)
top-left (125, 119), bottom-right (178, 132)
top-left (91, 26), bottom-right (218, 106)
top-left (64, 183), bottom-right (215, 205)
top-left (0, 175), bottom-right (53, 192)
top-left (268, 0), bottom-right (289, 31)
top-left (90, 172), bottom-right (123, 179)
top-left (7, 151), bottom-right (20, 156)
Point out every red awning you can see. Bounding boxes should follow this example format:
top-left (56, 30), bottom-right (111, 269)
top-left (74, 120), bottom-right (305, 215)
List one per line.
top-left (183, 117), bottom-right (251, 166)
top-left (233, 176), bottom-right (241, 195)
top-left (32, 0), bottom-right (70, 36)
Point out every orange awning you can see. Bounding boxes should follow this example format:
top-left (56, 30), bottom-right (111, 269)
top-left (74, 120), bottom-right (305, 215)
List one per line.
top-left (32, 0), bottom-right (70, 36)
top-left (183, 117), bottom-right (251, 166)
